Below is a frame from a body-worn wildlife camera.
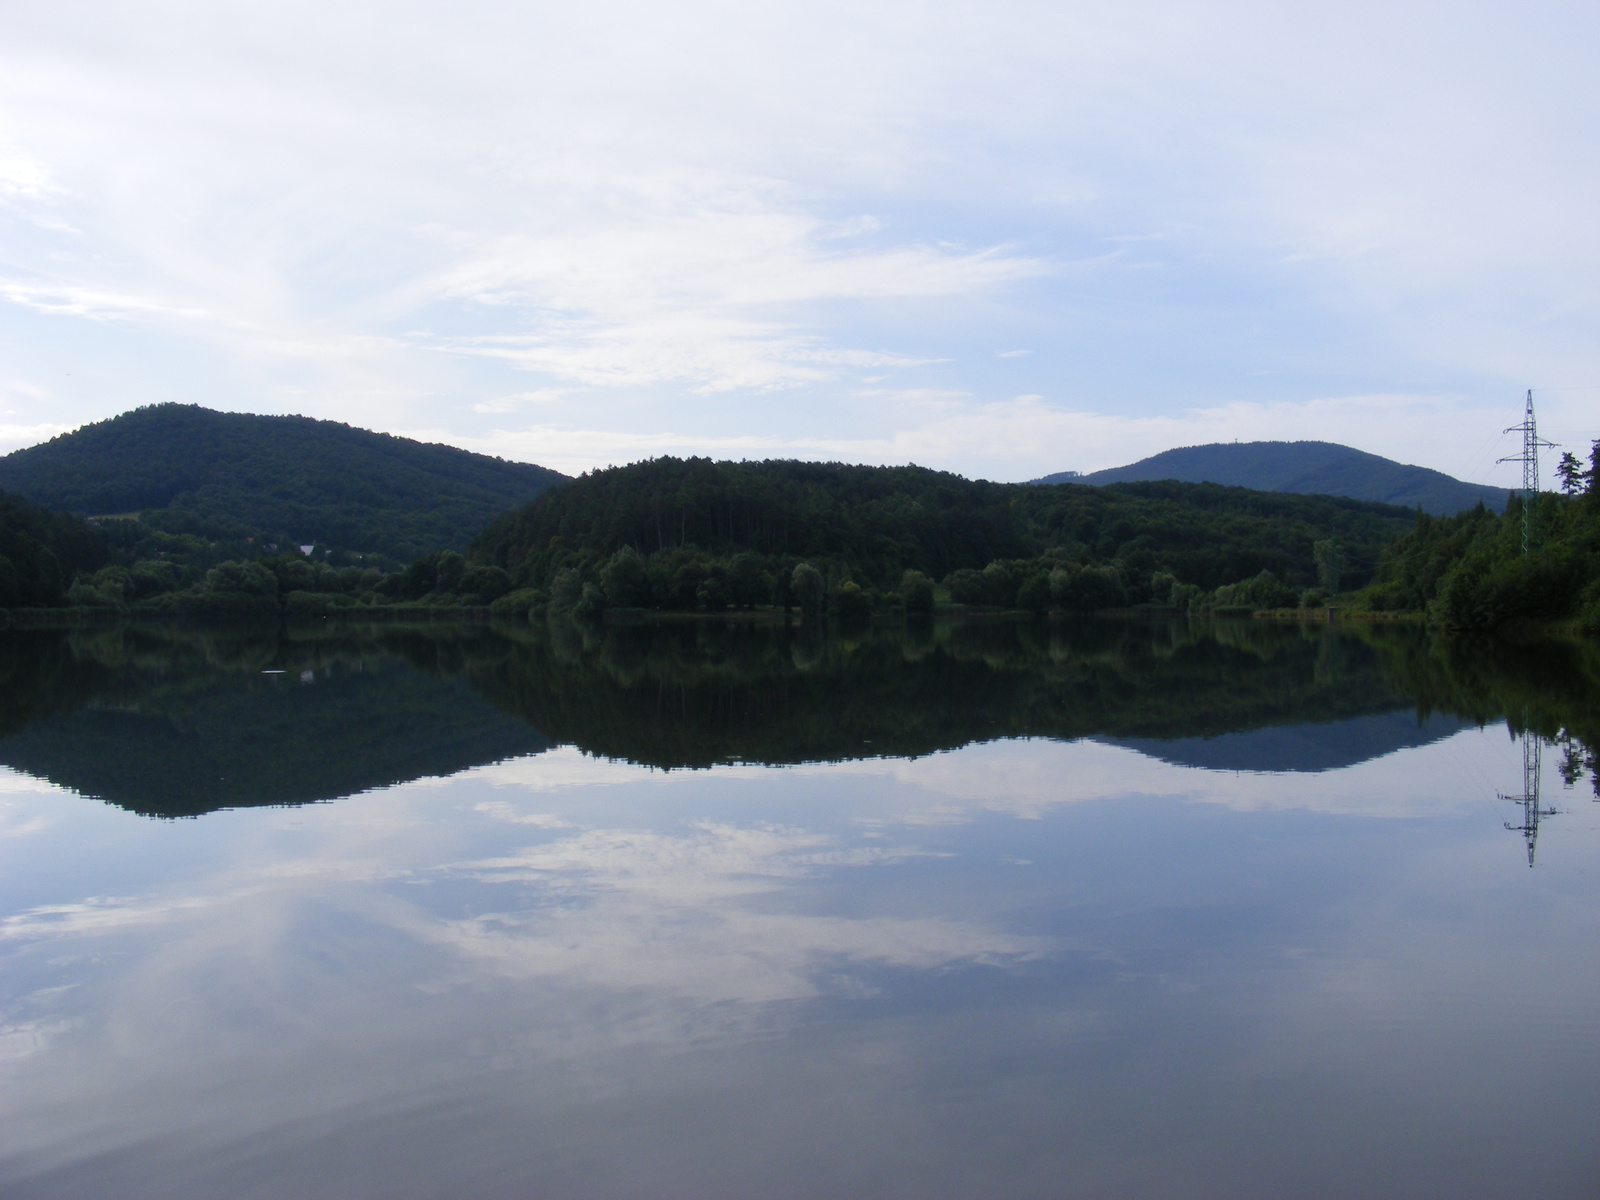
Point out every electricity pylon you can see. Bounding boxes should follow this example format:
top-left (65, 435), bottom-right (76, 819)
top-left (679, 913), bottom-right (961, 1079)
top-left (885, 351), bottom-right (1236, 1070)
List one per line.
top-left (1497, 390), bottom-right (1557, 555)
top-left (1501, 722), bottom-right (1558, 868)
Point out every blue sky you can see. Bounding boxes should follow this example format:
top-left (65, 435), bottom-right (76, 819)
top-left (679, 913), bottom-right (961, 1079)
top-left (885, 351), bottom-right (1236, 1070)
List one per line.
top-left (1, 0), bottom-right (1596, 485)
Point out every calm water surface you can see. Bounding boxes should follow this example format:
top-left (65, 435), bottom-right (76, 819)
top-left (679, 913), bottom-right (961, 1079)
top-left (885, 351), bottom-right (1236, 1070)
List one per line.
top-left (0, 619), bottom-right (1596, 1198)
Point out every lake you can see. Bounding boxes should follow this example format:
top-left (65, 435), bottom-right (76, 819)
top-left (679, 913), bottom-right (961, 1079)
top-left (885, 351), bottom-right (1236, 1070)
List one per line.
top-left (0, 617), bottom-right (1596, 1198)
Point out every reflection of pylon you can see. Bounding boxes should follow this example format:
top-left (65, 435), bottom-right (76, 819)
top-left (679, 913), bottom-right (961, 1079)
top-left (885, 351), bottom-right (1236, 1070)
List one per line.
top-left (1500, 725), bottom-right (1558, 867)
top-left (1497, 390), bottom-right (1558, 555)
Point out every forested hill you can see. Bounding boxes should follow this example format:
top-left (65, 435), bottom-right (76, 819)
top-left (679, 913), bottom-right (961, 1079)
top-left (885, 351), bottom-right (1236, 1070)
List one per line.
top-left (0, 490), bottom-right (109, 608)
top-left (471, 457), bottom-right (1415, 608)
top-left (1033, 441), bottom-right (1509, 516)
top-left (0, 404), bottom-right (565, 561)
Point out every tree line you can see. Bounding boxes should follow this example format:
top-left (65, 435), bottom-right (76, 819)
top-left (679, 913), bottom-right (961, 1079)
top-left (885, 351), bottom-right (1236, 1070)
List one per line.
top-left (466, 457), bottom-right (1412, 618)
top-left (9, 444), bottom-right (1598, 633)
top-left (1354, 439), bottom-right (1600, 632)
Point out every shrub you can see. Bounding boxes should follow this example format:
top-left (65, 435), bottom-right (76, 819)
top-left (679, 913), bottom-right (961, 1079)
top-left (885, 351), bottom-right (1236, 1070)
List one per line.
top-left (1170, 582), bottom-right (1204, 611)
top-left (791, 562), bottom-right (825, 617)
top-left (549, 567), bottom-right (583, 613)
top-left (1062, 565), bottom-right (1127, 612)
top-left (980, 562), bottom-right (1017, 607)
top-left (458, 565), bottom-right (512, 602)
top-left (1047, 567), bottom-right (1071, 606)
top-left (1016, 572), bottom-right (1049, 612)
top-left (489, 587), bottom-right (545, 620)
top-left (204, 560), bottom-right (278, 596)
top-left (833, 580), bottom-right (872, 623)
top-left (900, 569), bottom-right (935, 615)
top-left (1215, 570), bottom-right (1296, 611)
top-left (601, 546), bottom-right (651, 607)
top-left (697, 570), bottom-right (731, 610)
top-left (943, 568), bottom-right (984, 605)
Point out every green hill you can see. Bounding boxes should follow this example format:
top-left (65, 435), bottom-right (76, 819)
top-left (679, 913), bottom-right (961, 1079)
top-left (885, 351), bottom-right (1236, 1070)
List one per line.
top-left (0, 490), bottom-right (109, 607)
top-left (0, 404), bottom-right (566, 562)
top-left (1033, 441), bottom-right (1511, 516)
top-left (470, 456), bottom-right (1416, 609)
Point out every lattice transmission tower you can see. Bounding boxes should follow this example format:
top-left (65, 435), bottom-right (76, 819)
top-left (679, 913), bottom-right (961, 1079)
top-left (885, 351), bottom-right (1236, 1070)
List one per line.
top-left (1497, 390), bottom-right (1557, 555)
top-left (1501, 721), bottom-right (1559, 868)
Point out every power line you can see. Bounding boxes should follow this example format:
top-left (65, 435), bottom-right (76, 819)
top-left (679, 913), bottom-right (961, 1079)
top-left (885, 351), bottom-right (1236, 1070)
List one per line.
top-left (1496, 390), bottom-right (1557, 555)
top-left (1501, 720), bottom-right (1558, 868)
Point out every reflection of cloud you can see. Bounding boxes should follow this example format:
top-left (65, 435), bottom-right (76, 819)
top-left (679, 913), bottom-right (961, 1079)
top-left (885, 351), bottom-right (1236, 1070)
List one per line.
top-left (438, 733), bottom-right (1502, 829)
top-left (0, 1016), bottom-right (77, 1063)
top-left (872, 736), bottom-right (1501, 822)
top-left (0, 894), bottom-right (220, 941)
top-left (0, 722), bottom-right (1585, 1198)
top-left (0, 768), bottom-right (65, 796)
top-left (425, 822), bottom-right (1032, 1004)
top-left (472, 801), bottom-right (571, 827)
top-left (457, 747), bottom-right (769, 791)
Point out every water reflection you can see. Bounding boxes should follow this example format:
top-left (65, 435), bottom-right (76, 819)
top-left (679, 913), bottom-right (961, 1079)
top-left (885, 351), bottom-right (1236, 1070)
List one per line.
top-left (3, 617), bottom-right (1595, 818)
top-left (0, 625), bottom-right (552, 816)
top-left (1502, 724), bottom-right (1560, 867)
top-left (0, 618), bottom-right (1597, 1197)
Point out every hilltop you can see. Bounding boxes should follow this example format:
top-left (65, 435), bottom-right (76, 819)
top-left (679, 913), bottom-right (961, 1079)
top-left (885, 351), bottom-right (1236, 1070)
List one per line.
top-left (0, 404), bottom-right (565, 562)
top-left (467, 456), bottom-right (1415, 612)
top-left (1034, 441), bottom-right (1510, 516)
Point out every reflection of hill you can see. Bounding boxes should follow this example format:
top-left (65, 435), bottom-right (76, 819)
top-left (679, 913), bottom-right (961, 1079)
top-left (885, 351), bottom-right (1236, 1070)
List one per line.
top-left (1103, 710), bottom-right (1471, 773)
top-left (1357, 628), bottom-right (1600, 798)
top-left (0, 626), bottom-right (552, 817)
top-left (467, 618), bottom-right (1423, 769)
top-left (2, 617), bottom-right (1591, 818)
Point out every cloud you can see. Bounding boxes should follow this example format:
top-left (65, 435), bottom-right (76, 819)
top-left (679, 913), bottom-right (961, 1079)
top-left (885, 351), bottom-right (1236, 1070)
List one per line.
top-left (0, 0), bottom-right (1595, 472)
top-left (418, 205), bottom-right (1043, 392)
top-left (0, 421), bottom-right (70, 454)
top-left (401, 390), bottom-right (1531, 485)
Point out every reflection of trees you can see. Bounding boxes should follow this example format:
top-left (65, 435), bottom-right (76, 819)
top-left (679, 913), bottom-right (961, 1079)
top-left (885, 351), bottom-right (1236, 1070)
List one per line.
top-left (0, 632), bottom-right (108, 739)
top-left (0, 624), bottom-right (549, 817)
top-left (465, 617), bottom-right (1418, 769)
top-left (1, 616), bottom-right (1595, 817)
top-left (1354, 626), bottom-right (1600, 800)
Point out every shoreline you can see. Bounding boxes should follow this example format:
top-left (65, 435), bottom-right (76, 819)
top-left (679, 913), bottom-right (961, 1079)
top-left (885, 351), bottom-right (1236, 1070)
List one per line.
top-left (0, 601), bottom-right (1583, 638)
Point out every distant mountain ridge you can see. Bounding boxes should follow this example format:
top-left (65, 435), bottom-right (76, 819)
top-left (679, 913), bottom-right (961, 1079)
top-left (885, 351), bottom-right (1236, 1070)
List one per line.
top-left (1102, 710), bottom-right (1470, 774)
top-left (1033, 441), bottom-right (1511, 516)
top-left (0, 404), bottom-right (566, 560)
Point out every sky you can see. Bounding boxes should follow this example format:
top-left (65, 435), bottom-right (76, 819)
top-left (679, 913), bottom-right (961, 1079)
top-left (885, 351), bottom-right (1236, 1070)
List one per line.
top-left (1, 0), bottom-right (1596, 485)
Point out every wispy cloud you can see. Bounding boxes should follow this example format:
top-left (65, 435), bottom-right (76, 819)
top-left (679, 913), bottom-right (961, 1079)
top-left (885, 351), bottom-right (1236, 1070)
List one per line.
top-left (0, 0), bottom-right (1595, 470)
top-left (401, 390), bottom-right (1530, 485)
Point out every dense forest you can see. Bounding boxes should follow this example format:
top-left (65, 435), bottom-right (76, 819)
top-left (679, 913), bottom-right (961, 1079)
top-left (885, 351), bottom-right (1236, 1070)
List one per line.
top-left (0, 490), bottom-right (110, 608)
top-left (8, 438), bottom-right (1597, 634)
top-left (0, 404), bottom-right (565, 562)
top-left (467, 457), bottom-right (1414, 616)
top-left (1356, 440), bottom-right (1600, 632)
top-left (1040, 440), bottom-right (1512, 516)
